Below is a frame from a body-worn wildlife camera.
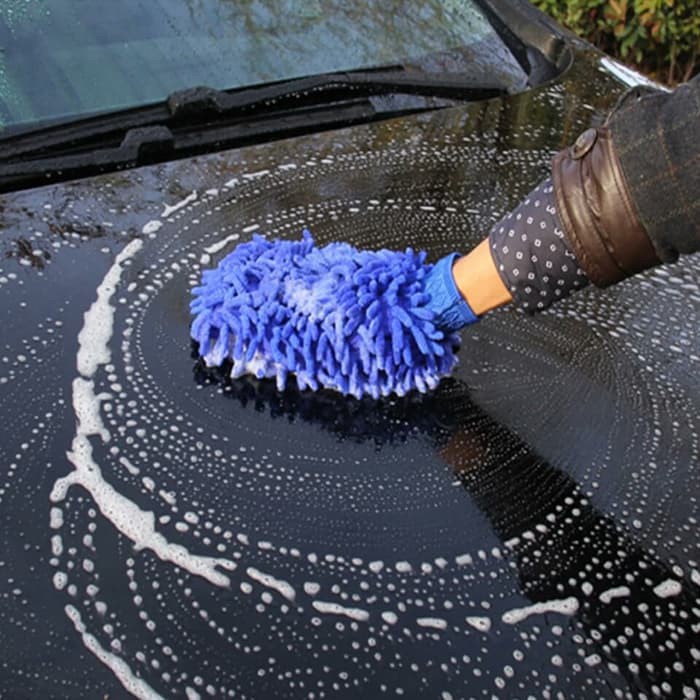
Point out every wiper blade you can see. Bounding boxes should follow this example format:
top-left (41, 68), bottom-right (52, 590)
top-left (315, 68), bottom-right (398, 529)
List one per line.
top-left (166, 70), bottom-right (505, 117)
top-left (0, 69), bottom-right (506, 192)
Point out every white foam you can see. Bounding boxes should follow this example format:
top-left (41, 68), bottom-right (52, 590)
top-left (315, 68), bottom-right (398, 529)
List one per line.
top-left (246, 567), bottom-right (296, 602)
top-left (417, 617), bottom-right (447, 630)
top-left (465, 616), bottom-right (491, 632)
top-left (52, 240), bottom-right (236, 588)
top-left (303, 582), bottom-right (320, 596)
top-left (600, 585), bottom-right (631, 604)
top-left (142, 220), bottom-right (162, 235)
top-left (204, 233), bottom-right (240, 256)
top-left (65, 605), bottom-right (163, 699)
top-left (77, 239), bottom-right (142, 377)
top-left (653, 579), bottom-right (682, 598)
top-left (52, 440), bottom-right (234, 586)
top-left (119, 456), bottom-right (140, 475)
top-left (161, 191), bottom-right (197, 218)
top-left (312, 601), bottom-right (369, 622)
top-left (72, 379), bottom-right (111, 441)
top-left (159, 490), bottom-right (177, 506)
top-left (501, 597), bottom-right (579, 624)
top-left (242, 169), bottom-right (270, 179)
top-left (50, 507), bottom-right (64, 529)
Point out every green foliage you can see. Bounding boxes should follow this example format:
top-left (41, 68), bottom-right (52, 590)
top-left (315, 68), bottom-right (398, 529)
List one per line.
top-left (532, 0), bottom-right (700, 84)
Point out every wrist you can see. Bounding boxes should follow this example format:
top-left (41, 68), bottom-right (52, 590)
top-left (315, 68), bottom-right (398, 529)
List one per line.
top-left (452, 239), bottom-right (512, 315)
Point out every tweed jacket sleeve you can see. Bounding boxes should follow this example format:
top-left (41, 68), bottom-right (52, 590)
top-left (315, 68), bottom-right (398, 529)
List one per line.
top-left (551, 75), bottom-right (700, 287)
top-left (611, 75), bottom-right (700, 260)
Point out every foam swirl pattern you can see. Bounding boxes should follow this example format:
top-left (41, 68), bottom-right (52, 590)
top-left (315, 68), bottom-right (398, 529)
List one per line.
top-left (0, 64), bottom-right (699, 699)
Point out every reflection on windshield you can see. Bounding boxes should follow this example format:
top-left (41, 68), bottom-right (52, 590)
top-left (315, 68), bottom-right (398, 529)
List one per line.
top-left (0, 0), bottom-right (524, 131)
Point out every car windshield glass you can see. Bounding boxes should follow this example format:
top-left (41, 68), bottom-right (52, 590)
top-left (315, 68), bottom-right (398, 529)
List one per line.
top-left (0, 0), bottom-right (525, 133)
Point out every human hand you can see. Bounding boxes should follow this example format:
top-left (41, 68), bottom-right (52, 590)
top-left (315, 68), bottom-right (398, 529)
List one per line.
top-left (190, 231), bottom-right (462, 399)
top-left (425, 239), bottom-right (514, 330)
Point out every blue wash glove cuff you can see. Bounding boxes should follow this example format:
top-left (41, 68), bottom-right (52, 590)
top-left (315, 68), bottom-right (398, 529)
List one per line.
top-left (424, 252), bottom-right (479, 331)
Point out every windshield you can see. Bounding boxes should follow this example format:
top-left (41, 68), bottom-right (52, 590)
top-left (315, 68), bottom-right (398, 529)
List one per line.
top-left (0, 0), bottom-right (525, 133)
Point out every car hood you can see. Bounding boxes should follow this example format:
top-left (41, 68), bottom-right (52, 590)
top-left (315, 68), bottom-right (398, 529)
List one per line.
top-left (1, 50), bottom-right (699, 697)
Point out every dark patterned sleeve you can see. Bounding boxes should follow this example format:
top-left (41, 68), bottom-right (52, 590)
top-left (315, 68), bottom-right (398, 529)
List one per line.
top-left (609, 75), bottom-right (700, 261)
top-left (488, 178), bottom-right (589, 313)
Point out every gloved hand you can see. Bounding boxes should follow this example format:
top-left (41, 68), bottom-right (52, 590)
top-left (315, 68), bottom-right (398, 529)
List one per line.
top-left (423, 252), bottom-right (479, 331)
top-left (190, 231), bottom-right (465, 399)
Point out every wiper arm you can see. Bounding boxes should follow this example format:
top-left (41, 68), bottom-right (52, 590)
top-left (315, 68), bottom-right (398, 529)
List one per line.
top-left (0, 69), bottom-right (506, 192)
top-left (166, 70), bottom-right (505, 118)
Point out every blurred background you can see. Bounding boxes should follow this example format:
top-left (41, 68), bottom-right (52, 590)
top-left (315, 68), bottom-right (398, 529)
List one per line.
top-left (533, 0), bottom-right (699, 85)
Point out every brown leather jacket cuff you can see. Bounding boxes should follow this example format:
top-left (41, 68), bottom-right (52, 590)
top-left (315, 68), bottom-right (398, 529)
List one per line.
top-left (551, 126), bottom-right (661, 287)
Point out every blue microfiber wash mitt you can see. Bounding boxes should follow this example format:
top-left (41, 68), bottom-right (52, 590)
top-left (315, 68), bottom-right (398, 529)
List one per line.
top-left (190, 230), bottom-right (478, 399)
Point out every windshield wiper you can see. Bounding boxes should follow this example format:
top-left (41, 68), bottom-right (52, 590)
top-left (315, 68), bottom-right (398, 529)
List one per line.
top-left (0, 68), bottom-right (506, 192)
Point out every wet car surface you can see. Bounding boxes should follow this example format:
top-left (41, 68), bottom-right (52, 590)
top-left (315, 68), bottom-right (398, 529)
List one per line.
top-left (1, 29), bottom-right (700, 700)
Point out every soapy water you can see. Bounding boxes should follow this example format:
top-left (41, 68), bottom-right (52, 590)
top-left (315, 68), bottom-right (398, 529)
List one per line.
top-left (0, 103), bottom-right (699, 698)
top-left (48, 184), bottom-right (700, 697)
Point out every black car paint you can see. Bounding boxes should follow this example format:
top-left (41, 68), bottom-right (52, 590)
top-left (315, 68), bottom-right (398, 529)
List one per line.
top-left (0, 5), bottom-right (699, 700)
